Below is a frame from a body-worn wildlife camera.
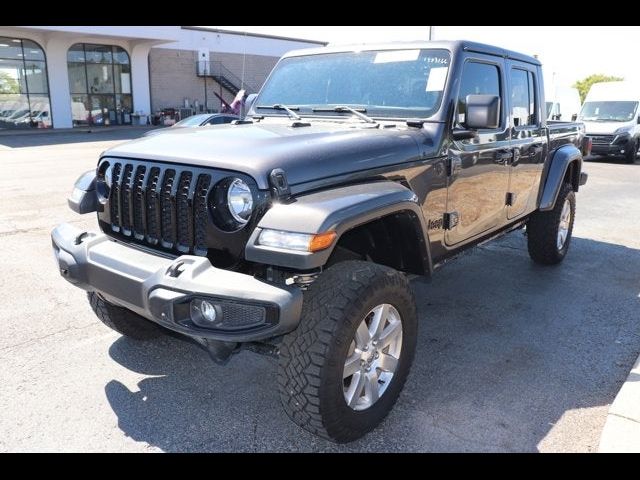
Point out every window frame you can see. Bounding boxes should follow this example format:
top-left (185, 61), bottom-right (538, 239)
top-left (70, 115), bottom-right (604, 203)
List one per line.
top-left (454, 57), bottom-right (504, 132)
top-left (509, 66), bottom-right (539, 129)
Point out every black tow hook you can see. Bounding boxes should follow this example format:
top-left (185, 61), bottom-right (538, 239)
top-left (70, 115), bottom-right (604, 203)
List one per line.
top-left (203, 339), bottom-right (239, 365)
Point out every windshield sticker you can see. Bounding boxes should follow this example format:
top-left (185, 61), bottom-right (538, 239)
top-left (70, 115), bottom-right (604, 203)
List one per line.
top-left (426, 67), bottom-right (449, 92)
top-left (373, 50), bottom-right (420, 64)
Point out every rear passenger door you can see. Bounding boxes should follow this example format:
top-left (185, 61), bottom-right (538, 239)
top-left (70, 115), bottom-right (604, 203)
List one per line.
top-left (445, 56), bottom-right (510, 246)
top-left (506, 62), bottom-right (547, 219)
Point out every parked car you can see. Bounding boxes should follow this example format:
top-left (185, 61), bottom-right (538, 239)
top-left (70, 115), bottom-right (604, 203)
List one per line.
top-left (144, 113), bottom-right (239, 136)
top-left (53, 40), bottom-right (588, 443)
top-left (579, 81), bottom-right (640, 163)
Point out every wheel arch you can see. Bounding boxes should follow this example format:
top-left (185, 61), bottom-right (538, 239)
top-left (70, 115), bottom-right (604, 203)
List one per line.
top-left (245, 181), bottom-right (432, 275)
top-left (538, 144), bottom-right (582, 212)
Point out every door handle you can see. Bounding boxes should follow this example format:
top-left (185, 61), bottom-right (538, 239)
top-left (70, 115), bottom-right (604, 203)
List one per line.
top-left (494, 150), bottom-right (512, 165)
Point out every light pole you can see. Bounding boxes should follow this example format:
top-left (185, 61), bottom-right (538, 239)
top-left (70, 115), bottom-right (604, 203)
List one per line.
top-left (204, 66), bottom-right (208, 113)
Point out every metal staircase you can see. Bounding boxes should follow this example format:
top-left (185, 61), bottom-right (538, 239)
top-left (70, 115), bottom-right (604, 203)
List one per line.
top-left (196, 60), bottom-right (257, 96)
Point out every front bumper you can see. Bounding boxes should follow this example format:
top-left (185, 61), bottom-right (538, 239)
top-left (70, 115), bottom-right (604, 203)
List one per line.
top-left (590, 135), bottom-right (634, 156)
top-left (51, 223), bottom-right (303, 343)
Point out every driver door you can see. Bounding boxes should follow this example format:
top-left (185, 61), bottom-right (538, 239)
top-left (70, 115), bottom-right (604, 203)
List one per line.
top-left (445, 56), bottom-right (510, 246)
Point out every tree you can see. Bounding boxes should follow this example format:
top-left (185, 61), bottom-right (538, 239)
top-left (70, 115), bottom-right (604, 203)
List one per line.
top-left (573, 74), bottom-right (624, 103)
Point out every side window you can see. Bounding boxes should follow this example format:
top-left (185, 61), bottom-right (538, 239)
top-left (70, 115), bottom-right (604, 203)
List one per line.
top-left (510, 68), bottom-right (537, 127)
top-left (457, 61), bottom-right (501, 127)
top-left (208, 116), bottom-right (225, 125)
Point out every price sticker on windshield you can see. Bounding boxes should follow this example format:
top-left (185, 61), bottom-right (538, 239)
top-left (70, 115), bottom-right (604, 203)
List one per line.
top-left (426, 67), bottom-right (449, 92)
top-left (373, 50), bottom-right (420, 63)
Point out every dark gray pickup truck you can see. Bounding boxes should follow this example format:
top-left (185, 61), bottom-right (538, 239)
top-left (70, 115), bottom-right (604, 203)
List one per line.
top-left (52, 40), bottom-right (589, 443)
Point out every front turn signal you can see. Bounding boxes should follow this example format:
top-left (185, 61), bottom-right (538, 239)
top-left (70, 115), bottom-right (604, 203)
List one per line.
top-left (309, 231), bottom-right (337, 252)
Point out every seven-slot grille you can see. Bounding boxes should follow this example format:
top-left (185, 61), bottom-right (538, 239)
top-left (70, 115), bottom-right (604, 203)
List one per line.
top-left (588, 134), bottom-right (615, 145)
top-left (106, 160), bottom-right (212, 256)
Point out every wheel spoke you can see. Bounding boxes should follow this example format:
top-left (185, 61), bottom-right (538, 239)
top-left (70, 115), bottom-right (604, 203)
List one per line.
top-left (364, 371), bottom-right (380, 404)
top-left (378, 320), bottom-right (402, 349)
top-left (343, 353), bottom-right (361, 379)
top-left (354, 321), bottom-right (371, 349)
top-left (370, 304), bottom-right (390, 341)
top-left (345, 372), bottom-right (366, 408)
top-left (377, 353), bottom-right (398, 373)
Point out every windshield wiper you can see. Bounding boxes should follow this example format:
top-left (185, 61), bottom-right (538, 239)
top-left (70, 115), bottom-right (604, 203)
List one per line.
top-left (313, 105), bottom-right (377, 124)
top-left (256, 104), bottom-right (301, 120)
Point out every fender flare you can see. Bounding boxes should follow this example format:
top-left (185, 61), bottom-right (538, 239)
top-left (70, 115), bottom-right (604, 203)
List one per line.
top-left (538, 144), bottom-right (582, 212)
top-left (245, 181), bottom-right (432, 272)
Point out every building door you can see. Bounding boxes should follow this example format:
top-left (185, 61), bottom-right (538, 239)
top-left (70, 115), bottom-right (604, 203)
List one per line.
top-left (445, 57), bottom-right (510, 246)
top-left (67, 43), bottom-right (133, 127)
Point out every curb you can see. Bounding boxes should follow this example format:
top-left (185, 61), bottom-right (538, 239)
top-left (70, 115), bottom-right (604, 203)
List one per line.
top-left (599, 354), bottom-right (640, 452)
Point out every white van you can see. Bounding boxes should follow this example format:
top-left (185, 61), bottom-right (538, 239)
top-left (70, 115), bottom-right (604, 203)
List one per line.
top-left (546, 86), bottom-right (581, 122)
top-left (579, 81), bottom-right (640, 163)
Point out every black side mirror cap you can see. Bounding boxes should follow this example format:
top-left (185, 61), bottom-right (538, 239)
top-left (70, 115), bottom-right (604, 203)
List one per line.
top-left (465, 94), bottom-right (500, 130)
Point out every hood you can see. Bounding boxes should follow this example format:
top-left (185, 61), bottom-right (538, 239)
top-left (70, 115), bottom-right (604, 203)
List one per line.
top-left (582, 120), bottom-right (634, 135)
top-left (103, 120), bottom-right (434, 190)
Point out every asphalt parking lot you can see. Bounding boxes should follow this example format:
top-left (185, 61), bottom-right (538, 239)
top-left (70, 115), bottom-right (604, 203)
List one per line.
top-left (0, 129), bottom-right (638, 452)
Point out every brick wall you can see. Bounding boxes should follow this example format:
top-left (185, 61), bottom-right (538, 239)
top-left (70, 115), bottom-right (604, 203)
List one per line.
top-left (148, 48), bottom-right (279, 113)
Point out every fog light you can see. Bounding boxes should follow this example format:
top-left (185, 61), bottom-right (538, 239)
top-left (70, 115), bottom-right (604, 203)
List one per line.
top-left (190, 299), bottom-right (220, 327)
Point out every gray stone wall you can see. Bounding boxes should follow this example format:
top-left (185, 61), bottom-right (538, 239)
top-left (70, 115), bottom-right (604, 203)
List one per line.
top-left (148, 48), bottom-right (278, 113)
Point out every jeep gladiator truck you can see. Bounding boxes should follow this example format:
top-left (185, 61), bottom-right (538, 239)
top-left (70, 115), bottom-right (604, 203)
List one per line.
top-left (52, 41), bottom-right (588, 443)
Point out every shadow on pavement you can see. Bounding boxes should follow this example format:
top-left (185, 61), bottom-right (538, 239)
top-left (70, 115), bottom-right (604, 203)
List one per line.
top-left (105, 233), bottom-right (640, 452)
top-left (0, 128), bottom-right (158, 148)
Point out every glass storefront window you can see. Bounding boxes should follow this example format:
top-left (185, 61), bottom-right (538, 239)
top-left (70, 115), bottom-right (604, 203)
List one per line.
top-left (67, 43), bottom-right (132, 127)
top-left (71, 94), bottom-right (90, 126)
top-left (86, 63), bottom-right (114, 94)
top-left (22, 40), bottom-right (46, 61)
top-left (24, 60), bottom-right (48, 94)
top-left (0, 37), bottom-right (51, 129)
top-left (0, 59), bottom-right (28, 93)
top-left (68, 63), bottom-right (87, 94)
top-left (84, 44), bottom-right (112, 64)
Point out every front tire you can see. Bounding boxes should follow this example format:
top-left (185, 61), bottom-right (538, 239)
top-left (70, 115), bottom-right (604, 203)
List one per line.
top-left (527, 183), bottom-right (576, 265)
top-left (624, 138), bottom-right (638, 164)
top-left (278, 260), bottom-right (417, 443)
top-left (88, 292), bottom-right (164, 340)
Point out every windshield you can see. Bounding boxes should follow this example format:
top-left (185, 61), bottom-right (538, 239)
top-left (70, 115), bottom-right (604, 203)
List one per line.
top-left (173, 114), bottom-right (211, 127)
top-left (256, 49), bottom-right (451, 119)
top-left (580, 101), bottom-right (638, 122)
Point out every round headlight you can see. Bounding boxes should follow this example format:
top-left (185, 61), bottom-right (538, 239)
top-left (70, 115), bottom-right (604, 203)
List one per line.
top-left (226, 178), bottom-right (253, 224)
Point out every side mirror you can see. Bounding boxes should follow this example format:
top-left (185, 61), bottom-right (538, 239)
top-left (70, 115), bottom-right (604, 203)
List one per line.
top-left (637, 116), bottom-right (640, 124)
top-left (571, 113), bottom-right (577, 121)
top-left (244, 93), bottom-right (258, 118)
top-left (465, 94), bottom-right (500, 130)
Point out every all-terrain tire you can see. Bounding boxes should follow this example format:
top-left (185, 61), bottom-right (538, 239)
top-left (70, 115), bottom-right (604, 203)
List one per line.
top-left (527, 183), bottom-right (576, 265)
top-left (88, 291), bottom-right (164, 340)
top-left (278, 260), bottom-right (418, 443)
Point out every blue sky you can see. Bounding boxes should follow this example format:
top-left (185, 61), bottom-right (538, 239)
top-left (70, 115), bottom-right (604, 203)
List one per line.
top-left (209, 26), bottom-right (640, 88)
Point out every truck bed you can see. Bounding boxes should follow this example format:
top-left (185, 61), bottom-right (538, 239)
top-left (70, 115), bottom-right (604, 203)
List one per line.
top-left (547, 120), bottom-right (585, 152)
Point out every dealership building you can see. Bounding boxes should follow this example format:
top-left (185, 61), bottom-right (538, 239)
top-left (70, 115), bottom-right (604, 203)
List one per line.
top-left (0, 26), bottom-right (325, 130)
